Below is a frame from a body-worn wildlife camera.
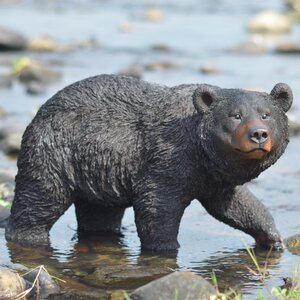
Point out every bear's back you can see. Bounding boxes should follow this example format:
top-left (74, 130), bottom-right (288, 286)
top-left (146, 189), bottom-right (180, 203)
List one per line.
top-left (40, 75), bottom-right (168, 116)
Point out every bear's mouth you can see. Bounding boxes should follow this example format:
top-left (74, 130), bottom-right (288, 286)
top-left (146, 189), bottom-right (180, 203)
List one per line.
top-left (234, 147), bottom-right (269, 160)
top-left (235, 148), bottom-right (268, 154)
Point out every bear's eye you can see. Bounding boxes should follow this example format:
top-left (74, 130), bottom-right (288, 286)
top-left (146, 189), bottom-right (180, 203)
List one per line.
top-left (234, 113), bottom-right (242, 120)
top-left (262, 113), bottom-right (270, 120)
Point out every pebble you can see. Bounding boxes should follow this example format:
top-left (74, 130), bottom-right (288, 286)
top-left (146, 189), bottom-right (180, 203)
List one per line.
top-left (275, 41), bottom-right (300, 53)
top-left (118, 64), bottom-right (143, 79)
top-left (144, 7), bottom-right (163, 21)
top-left (27, 35), bottom-right (58, 52)
top-left (248, 10), bottom-right (292, 34)
top-left (119, 21), bottom-right (134, 33)
top-left (151, 44), bottom-right (172, 52)
top-left (0, 27), bottom-right (27, 51)
top-left (12, 58), bottom-right (62, 94)
top-left (25, 81), bottom-right (46, 95)
top-left (110, 290), bottom-right (127, 300)
top-left (18, 63), bottom-right (62, 85)
top-left (145, 61), bottom-right (178, 71)
top-left (199, 64), bottom-right (223, 75)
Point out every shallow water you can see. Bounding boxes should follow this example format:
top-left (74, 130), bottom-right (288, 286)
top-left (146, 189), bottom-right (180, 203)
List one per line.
top-left (1, 0), bottom-right (300, 298)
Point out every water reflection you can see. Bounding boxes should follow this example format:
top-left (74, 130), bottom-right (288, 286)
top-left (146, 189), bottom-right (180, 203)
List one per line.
top-left (6, 229), bottom-right (286, 299)
top-left (191, 247), bottom-right (283, 294)
top-left (7, 232), bottom-right (178, 297)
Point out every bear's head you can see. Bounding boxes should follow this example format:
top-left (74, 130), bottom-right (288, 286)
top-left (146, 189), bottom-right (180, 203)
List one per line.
top-left (193, 83), bottom-right (293, 184)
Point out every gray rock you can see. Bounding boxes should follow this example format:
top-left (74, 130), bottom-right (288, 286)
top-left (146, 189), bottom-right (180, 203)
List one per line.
top-left (23, 268), bottom-right (60, 298)
top-left (0, 27), bottom-right (27, 51)
top-left (18, 65), bottom-right (62, 85)
top-left (285, 234), bottom-right (300, 255)
top-left (286, 0), bottom-right (300, 11)
top-left (0, 125), bottom-right (24, 157)
top-left (0, 266), bottom-right (60, 299)
top-left (0, 267), bottom-right (27, 299)
top-left (275, 41), bottom-right (300, 54)
top-left (130, 271), bottom-right (216, 300)
top-left (25, 81), bottom-right (46, 95)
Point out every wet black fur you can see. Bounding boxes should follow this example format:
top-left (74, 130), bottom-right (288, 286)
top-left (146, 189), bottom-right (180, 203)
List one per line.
top-left (5, 75), bottom-right (292, 250)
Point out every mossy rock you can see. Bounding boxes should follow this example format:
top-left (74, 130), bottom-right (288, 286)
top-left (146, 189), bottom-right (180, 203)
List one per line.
top-left (285, 234), bottom-right (300, 254)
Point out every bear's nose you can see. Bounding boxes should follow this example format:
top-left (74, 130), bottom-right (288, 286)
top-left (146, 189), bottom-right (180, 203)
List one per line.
top-left (249, 127), bottom-right (268, 144)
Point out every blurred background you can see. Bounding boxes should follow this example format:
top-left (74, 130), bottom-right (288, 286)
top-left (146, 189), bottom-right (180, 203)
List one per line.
top-left (1, 0), bottom-right (300, 299)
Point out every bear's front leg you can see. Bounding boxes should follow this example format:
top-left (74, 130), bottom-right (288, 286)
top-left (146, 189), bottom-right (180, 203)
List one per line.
top-left (133, 187), bottom-right (187, 251)
top-left (199, 185), bottom-right (283, 250)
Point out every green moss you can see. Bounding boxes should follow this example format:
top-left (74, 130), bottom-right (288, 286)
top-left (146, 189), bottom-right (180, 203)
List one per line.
top-left (0, 198), bottom-right (12, 208)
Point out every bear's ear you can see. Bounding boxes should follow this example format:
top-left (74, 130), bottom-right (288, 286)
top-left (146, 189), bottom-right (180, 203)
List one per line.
top-left (193, 85), bottom-right (219, 113)
top-left (270, 83), bottom-right (293, 113)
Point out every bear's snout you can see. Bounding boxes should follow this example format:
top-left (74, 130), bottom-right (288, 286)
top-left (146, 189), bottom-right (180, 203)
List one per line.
top-left (249, 126), bottom-right (269, 144)
top-left (232, 120), bottom-right (272, 160)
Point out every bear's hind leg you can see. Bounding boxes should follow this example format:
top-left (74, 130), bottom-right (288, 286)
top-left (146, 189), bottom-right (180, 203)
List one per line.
top-left (74, 200), bottom-right (125, 235)
top-left (6, 180), bottom-right (72, 246)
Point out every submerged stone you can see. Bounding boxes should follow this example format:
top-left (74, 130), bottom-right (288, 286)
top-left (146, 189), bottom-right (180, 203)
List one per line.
top-left (81, 265), bottom-right (170, 289)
